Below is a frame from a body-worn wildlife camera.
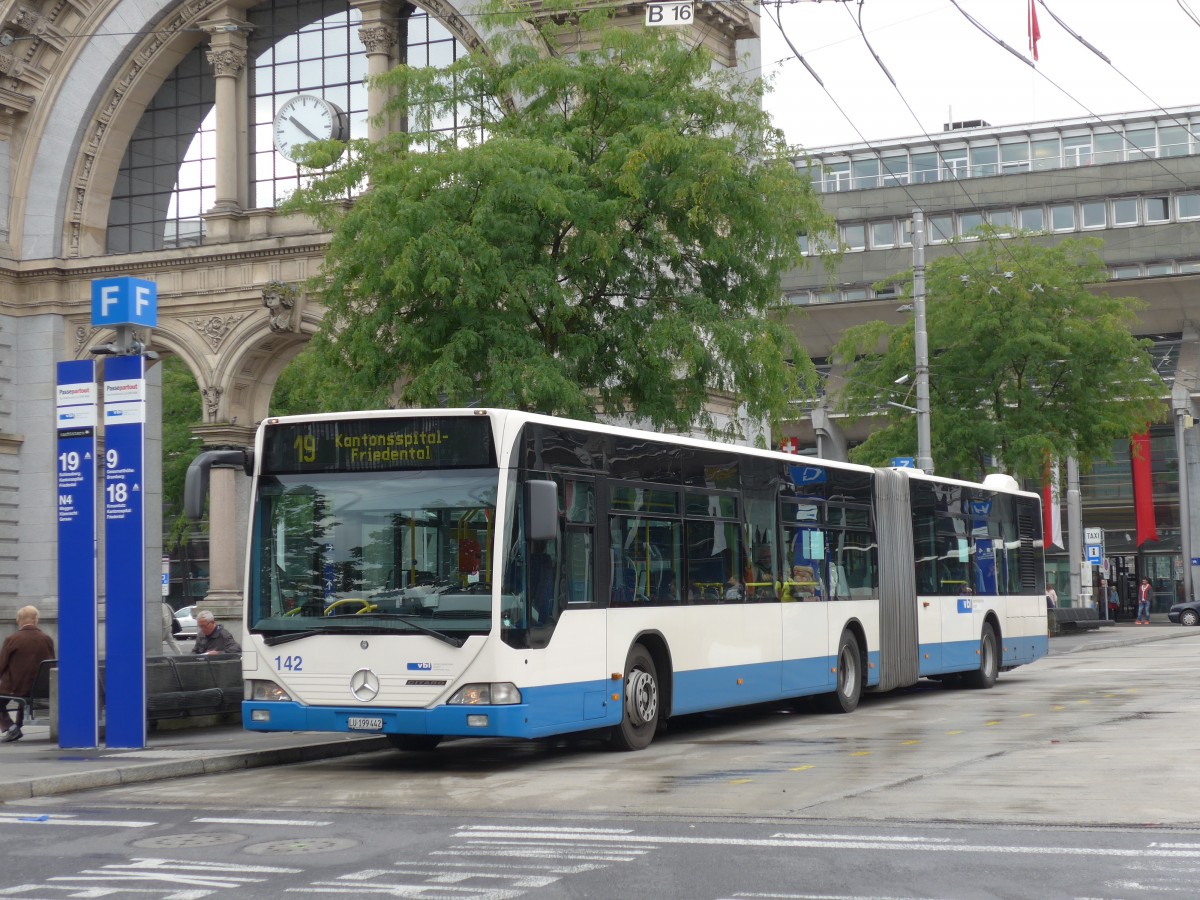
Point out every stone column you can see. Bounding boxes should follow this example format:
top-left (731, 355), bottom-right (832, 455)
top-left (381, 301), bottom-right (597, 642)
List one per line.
top-left (203, 15), bottom-right (251, 240)
top-left (192, 424), bottom-right (255, 634)
top-left (353, 1), bottom-right (406, 143)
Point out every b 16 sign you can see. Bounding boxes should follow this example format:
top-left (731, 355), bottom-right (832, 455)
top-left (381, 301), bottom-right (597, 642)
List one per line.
top-left (645, 1), bottom-right (693, 26)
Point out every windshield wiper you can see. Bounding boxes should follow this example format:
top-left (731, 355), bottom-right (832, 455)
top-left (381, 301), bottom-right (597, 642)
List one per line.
top-left (355, 612), bottom-right (465, 647)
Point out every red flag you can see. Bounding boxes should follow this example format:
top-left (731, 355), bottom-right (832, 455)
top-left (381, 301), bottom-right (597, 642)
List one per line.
top-left (1028, 0), bottom-right (1041, 61)
top-left (1042, 457), bottom-right (1062, 549)
top-left (1131, 431), bottom-right (1158, 546)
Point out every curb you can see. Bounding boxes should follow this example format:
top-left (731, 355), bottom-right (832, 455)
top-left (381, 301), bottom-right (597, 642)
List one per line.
top-left (0, 735), bottom-right (392, 802)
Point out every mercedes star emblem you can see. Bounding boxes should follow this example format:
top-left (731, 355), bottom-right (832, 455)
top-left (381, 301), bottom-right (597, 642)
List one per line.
top-left (350, 667), bottom-right (380, 701)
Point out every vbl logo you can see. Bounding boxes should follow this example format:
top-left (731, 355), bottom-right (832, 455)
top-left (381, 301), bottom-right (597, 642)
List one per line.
top-left (407, 662), bottom-right (432, 671)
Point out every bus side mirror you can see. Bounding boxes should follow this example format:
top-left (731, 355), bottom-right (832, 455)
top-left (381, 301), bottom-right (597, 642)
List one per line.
top-left (526, 479), bottom-right (558, 542)
top-left (184, 449), bottom-right (253, 520)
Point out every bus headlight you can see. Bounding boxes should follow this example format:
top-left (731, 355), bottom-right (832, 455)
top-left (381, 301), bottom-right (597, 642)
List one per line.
top-left (447, 683), bottom-right (521, 705)
top-left (246, 680), bottom-right (292, 702)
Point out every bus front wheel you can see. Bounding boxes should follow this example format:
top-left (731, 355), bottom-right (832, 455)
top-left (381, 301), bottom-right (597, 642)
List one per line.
top-left (610, 645), bottom-right (659, 751)
top-left (819, 631), bottom-right (862, 714)
top-left (962, 622), bottom-right (999, 689)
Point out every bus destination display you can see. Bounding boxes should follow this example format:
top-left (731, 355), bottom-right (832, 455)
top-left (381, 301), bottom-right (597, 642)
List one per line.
top-left (262, 416), bottom-right (495, 474)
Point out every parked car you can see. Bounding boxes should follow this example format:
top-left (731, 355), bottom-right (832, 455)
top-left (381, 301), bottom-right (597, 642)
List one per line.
top-left (173, 604), bottom-right (197, 639)
top-left (1168, 600), bottom-right (1200, 626)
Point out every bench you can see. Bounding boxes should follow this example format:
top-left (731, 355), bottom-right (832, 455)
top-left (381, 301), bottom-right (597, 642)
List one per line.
top-left (146, 654), bottom-right (241, 723)
top-left (0, 657), bottom-right (54, 724)
top-left (1050, 607), bottom-right (1103, 632)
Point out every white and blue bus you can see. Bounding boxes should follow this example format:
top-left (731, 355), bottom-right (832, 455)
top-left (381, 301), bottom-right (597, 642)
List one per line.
top-left (187, 408), bottom-right (1048, 751)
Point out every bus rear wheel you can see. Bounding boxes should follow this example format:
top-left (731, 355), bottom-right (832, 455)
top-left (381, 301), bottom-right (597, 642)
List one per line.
top-left (819, 631), bottom-right (862, 714)
top-left (610, 645), bottom-right (659, 751)
top-left (962, 622), bottom-right (999, 689)
top-left (387, 734), bottom-right (442, 752)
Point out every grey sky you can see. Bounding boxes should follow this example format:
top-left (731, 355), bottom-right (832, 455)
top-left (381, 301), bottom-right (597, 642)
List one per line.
top-left (760, 0), bottom-right (1200, 150)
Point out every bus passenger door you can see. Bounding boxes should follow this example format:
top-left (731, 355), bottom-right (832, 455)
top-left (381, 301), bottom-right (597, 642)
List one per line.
top-left (781, 518), bottom-right (831, 694)
top-left (917, 594), bottom-right (942, 673)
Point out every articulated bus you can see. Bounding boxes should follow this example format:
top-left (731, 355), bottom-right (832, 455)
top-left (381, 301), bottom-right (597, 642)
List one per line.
top-left (187, 408), bottom-right (1048, 751)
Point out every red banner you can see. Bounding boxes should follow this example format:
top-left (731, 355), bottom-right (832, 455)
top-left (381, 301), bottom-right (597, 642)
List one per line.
top-left (1131, 431), bottom-right (1158, 546)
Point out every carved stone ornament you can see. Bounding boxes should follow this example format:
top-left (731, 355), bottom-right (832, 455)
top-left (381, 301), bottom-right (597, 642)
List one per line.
top-left (262, 281), bottom-right (298, 333)
top-left (190, 313), bottom-right (248, 352)
top-left (205, 46), bottom-right (246, 78)
top-left (358, 24), bottom-right (398, 55)
top-left (201, 384), bottom-right (223, 423)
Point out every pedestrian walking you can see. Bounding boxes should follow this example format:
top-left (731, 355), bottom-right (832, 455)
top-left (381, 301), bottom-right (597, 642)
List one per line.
top-left (1136, 577), bottom-right (1152, 625)
top-left (0, 605), bottom-right (55, 742)
top-left (161, 601), bottom-right (182, 655)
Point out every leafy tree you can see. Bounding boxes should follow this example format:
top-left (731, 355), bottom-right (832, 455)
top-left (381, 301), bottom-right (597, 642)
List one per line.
top-left (284, 10), bottom-right (832, 439)
top-left (269, 343), bottom-right (385, 416)
top-left (160, 356), bottom-right (204, 550)
top-left (831, 234), bottom-right (1165, 481)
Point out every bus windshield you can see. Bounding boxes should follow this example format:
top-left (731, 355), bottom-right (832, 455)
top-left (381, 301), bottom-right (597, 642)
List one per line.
top-left (249, 468), bottom-right (499, 641)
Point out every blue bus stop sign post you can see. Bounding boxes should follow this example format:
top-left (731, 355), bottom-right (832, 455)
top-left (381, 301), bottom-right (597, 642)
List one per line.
top-left (55, 360), bottom-right (100, 749)
top-left (103, 354), bottom-right (148, 748)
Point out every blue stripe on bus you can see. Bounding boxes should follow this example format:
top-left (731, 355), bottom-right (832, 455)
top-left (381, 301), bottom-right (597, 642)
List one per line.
top-left (243, 637), bottom-right (1046, 739)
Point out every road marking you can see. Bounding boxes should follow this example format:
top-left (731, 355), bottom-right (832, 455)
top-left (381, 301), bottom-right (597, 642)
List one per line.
top-left (194, 817), bottom-right (332, 826)
top-left (729, 778), bottom-right (753, 784)
top-left (790, 765), bottom-right (815, 771)
top-left (900, 739), bottom-right (921, 745)
top-left (0, 813), bottom-right (155, 828)
top-left (455, 827), bottom-right (1200, 859)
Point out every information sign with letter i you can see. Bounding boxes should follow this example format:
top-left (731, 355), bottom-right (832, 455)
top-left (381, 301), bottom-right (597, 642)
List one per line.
top-left (55, 359), bottom-right (99, 748)
top-left (103, 354), bottom-right (148, 749)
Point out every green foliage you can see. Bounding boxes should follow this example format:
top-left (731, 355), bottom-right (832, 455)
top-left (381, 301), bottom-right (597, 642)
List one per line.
top-left (269, 339), bottom-right (389, 416)
top-left (160, 356), bottom-right (204, 550)
top-left (283, 12), bottom-right (831, 438)
top-left (832, 234), bottom-right (1165, 480)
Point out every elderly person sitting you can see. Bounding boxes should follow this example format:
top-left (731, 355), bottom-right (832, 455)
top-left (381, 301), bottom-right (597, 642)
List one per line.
top-left (191, 610), bottom-right (241, 656)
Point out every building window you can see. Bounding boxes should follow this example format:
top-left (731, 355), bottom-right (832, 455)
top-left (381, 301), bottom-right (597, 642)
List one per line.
top-left (871, 221), bottom-right (895, 248)
top-left (911, 151), bottom-right (939, 184)
top-left (852, 158), bottom-right (880, 190)
top-left (797, 234), bottom-right (809, 255)
top-left (1145, 263), bottom-right (1174, 276)
top-left (1093, 130), bottom-right (1125, 165)
top-left (821, 162), bottom-right (850, 192)
top-left (1144, 196), bottom-right (1170, 223)
top-left (928, 214), bottom-right (954, 243)
top-left (942, 148), bottom-right (968, 179)
top-left (969, 144), bottom-right (998, 177)
top-left (1081, 201), bottom-right (1106, 229)
top-left (881, 154), bottom-right (909, 186)
top-left (1178, 193), bottom-right (1200, 220)
top-left (106, 0), bottom-right (473, 253)
top-left (1063, 135), bottom-right (1092, 167)
top-left (1031, 137), bottom-right (1061, 170)
top-left (843, 224), bottom-right (866, 251)
top-left (1018, 207), bottom-right (1044, 231)
top-left (1126, 127), bottom-right (1156, 160)
top-left (843, 288), bottom-right (869, 302)
top-left (1113, 198), bottom-right (1139, 226)
top-left (1050, 204), bottom-right (1076, 231)
top-left (1159, 125), bottom-right (1190, 157)
top-left (1178, 260), bottom-right (1200, 273)
top-left (107, 47), bottom-right (216, 253)
top-left (1001, 140), bottom-right (1029, 173)
top-left (958, 212), bottom-right (984, 237)
top-left (989, 209), bottom-right (1014, 233)
top-left (1110, 266), bottom-right (1141, 279)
